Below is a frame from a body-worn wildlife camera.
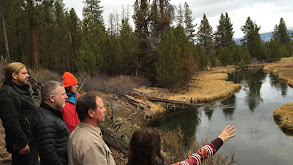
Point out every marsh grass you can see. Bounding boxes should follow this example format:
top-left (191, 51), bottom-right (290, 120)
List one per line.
top-left (273, 102), bottom-right (293, 135)
top-left (168, 72), bottom-right (242, 103)
top-left (264, 57), bottom-right (293, 135)
top-left (135, 71), bottom-right (242, 104)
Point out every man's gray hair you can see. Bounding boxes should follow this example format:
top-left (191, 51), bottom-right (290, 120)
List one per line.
top-left (41, 80), bottom-right (64, 101)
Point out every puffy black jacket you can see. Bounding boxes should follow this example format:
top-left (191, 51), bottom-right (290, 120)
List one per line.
top-left (33, 102), bottom-right (71, 165)
top-left (0, 81), bottom-right (37, 153)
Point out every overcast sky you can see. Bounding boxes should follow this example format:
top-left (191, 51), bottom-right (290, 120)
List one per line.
top-left (63, 0), bottom-right (293, 38)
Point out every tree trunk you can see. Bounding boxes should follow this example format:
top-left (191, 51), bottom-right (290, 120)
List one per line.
top-left (30, 23), bottom-right (39, 71)
top-left (0, 0), bottom-right (10, 63)
top-left (27, 0), bottom-right (39, 71)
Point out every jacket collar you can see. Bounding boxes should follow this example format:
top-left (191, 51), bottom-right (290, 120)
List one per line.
top-left (6, 80), bottom-right (30, 94)
top-left (40, 102), bottom-right (63, 117)
top-left (78, 122), bottom-right (102, 137)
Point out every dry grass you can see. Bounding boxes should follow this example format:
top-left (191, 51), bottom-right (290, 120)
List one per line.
top-left (263, 58), bottom-right (293, 87)
top-left (273, 102), bottom-right (293, 134)
top-left (264, 57), bottom-right (293, 135)
top-left (136, 71), bottom-right (242, 104)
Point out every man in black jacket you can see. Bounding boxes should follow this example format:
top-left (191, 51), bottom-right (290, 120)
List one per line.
top-left (33, 80), bottom-right (70, 165)
top-left (0, 62), bottom-right (38, 165)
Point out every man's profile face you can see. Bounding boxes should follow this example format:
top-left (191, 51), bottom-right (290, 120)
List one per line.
top-left (92, 97), bottom-right (106, 124)
top-left (53, 86), bottom-right (68, 109)
top-left (13, 67), bottom-right (29, 86)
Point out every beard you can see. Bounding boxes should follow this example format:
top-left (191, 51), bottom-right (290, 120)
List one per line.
top-left (18, 78), bottom-right (28, 86)
top-left (55, 102), bottom-right (65, 110)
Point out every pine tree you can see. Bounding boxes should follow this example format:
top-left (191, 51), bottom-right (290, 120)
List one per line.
top-left (176, 3), bottom-right (183, 26)
top-left (82, 0), bottom-right (106, 72)
top-left (239, 47), bottom-right (252, 67)
top-left (149, 0), bottom-right (174, 48)
top-left (53, 1), bottom-right (71, 72)
top-left (26, 0), bottom-right (44, 71)
top-left (76, 39), bottom-right (96, 76)
top-left (218, 47), bottom-right (232, 67)
top-left (214, 12), bottom-right (234, 50)
top-left (196, 14), bottom-right (214, 54)
top-left (173, 25), bottom-right (197, 91)
top-left (0, 0), bottom-right (10, 62)
top-left (118, 18), bottom-right (138, 76)
top-left (195, 44), bottom-right (208, 70)
top-left (241, 17), bottom-right (266, 61)
top-left (184, 2), bottom-right (195, 43)
top-left (0, 0), bottom-right (30, 63)
top-left (156, 28), bottom-right (182, 90)
top-left (272, 18), bottom-right (290, 44)
top-left (133, 0), bottom-right (150, 77)
top-left (231, 45), bottom-right (242, 66)
top-left (66, 8), bottom-right (82, 73)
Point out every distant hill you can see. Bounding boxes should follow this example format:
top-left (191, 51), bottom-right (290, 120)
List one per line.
top-left (234, 30), bottom-right (293, 45)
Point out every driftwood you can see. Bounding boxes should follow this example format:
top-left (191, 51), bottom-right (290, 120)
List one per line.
top-left (114, 111), bottom-right (137, 132)
top-left (99, 123), bottom-right (129, 156)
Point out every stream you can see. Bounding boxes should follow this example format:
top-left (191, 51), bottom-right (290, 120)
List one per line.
top-left (148, 68), bottom-right (293, 165)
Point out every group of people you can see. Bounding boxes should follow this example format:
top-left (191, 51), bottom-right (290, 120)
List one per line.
top-left (0, 62), bottom-right (236, 165)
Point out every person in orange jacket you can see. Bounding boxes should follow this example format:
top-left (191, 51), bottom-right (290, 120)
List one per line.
top-left (61, 72), bottom-right (81, 132)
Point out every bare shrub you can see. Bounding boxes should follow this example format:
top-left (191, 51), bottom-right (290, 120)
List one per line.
top-left (33, 69), bottom-right (61, 84)
top-left (82, 74), bottom-right (151, 95)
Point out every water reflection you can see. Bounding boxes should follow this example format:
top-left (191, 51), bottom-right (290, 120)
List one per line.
top-left (148, 108), bottom-right (200, 145)
top-left (269, 72), bottom-right (288, 96)
top-left (149, 68), bottom-right (293, 165)
top-left (204, 107), bottom-right (213, 121)
top-left (221, 94), bottom-right (236, 119)
top-left (228, 68), bottom-right (266, 112)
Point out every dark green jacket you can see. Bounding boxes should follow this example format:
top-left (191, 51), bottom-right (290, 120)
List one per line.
top-left (0, 81), bottom-right (37, 153)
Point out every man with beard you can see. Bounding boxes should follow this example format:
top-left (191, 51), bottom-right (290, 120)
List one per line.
top-left (0, 62), bottom-right (38, 165)
top-left (33, 81), bottom-right (71, 165)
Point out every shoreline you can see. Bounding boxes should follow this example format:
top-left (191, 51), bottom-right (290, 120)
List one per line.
top-left (134, 65), bottom-right (243, 119)
top-left (263, 57), bottom-right (293, 134)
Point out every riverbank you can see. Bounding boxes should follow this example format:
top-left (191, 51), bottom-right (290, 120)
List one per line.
top-left (134, 66), bottom-right (242, 111)
top-left (263, 57), bottom-right (293, 134)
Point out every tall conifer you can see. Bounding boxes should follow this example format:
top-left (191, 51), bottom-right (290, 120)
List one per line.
top-left (196, 14), bottom-right (214, 54)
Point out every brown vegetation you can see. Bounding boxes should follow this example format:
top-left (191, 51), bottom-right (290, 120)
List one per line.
top-left (273, 102), bottom-right (293, 135)
top-left (263, 57), bottom-right (293, 134)
top-left (263, 57), bottom-right (293, 86)
top-left (135, 66), bottom-right (242, 104)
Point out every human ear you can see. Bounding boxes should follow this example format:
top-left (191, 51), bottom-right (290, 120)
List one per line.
top-left (12, 72), bottom-right (18, 80)
top-left (49, 95), bottom-right (55, 102)
top-left (88, 109), bottom-right (94, 118)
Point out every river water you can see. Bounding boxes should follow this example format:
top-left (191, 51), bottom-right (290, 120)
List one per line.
top-left (148, 68), bottom-right (293, 165)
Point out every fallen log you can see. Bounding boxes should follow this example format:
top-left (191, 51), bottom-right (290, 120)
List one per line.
top-left (99, 123), bottom-right (129, 156)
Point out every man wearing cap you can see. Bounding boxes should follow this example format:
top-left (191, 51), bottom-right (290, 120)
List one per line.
top-left (61, 72), bottom-right (81, 132)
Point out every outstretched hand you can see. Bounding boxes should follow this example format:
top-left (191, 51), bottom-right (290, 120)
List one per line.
top-left (218, 125), bottom-right (236, 143)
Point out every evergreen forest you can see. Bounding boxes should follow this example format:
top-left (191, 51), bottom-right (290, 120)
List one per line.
top-left (1, 0), bottom-right (293, 90)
